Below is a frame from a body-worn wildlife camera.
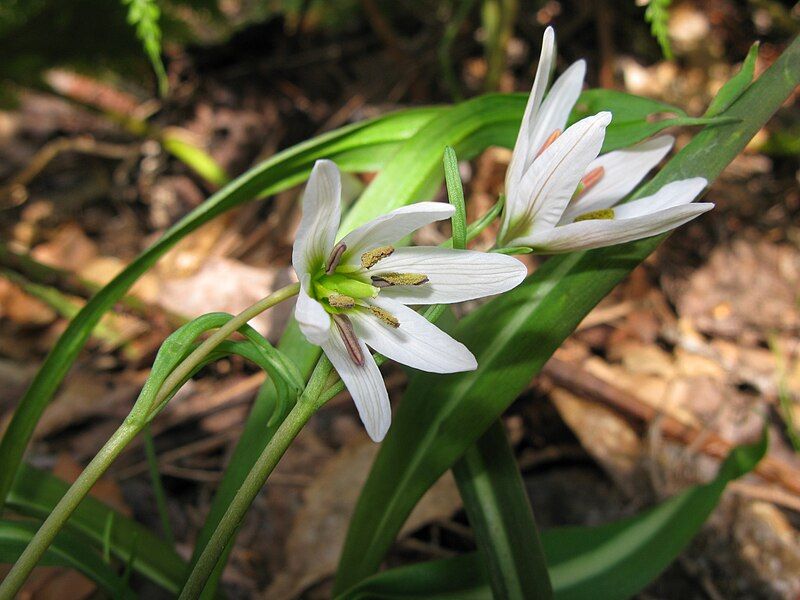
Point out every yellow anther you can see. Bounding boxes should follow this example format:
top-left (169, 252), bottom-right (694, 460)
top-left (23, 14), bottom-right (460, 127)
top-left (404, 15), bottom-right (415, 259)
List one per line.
top-left (361, 245), bottom-right (395, 269)
top-left (328, 293), bottom-right (356, 308)
top-left (371, 272), bottom-right (429, 287)
top-left (369, 306), bottom-right (400, 328)
top-left (574, 208), bottom-right (615, 222)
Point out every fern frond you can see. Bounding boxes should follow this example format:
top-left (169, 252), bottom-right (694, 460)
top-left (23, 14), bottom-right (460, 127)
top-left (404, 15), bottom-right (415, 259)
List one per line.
top-left (122, 0), bottom-right (168, 96)
top-left (644, 0), bottom-right (673, 60)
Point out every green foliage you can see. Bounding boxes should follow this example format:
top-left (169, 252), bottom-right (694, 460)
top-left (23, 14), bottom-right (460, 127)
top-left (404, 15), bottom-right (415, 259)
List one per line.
top-left (0, 519), bottom-right (136, 598)
top-left (644, 0), bottom-right (673, 59)
top-left (122, 0), bottom-right (168, 96)
top-left (336, 434), bottom-right (768, 600)
top-left (442, 146), bottom-right (467, 249)
top-left (333, 37), bottom-right (800, 593)
top-left (705, 42), bottom-right (760, 117)
top-left (452, 420), bottom-right (553, 599)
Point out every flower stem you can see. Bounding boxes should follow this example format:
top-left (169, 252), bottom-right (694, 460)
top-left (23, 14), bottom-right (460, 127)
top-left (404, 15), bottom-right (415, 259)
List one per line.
top-left (0, 283), bottom-right (301, 599)
top-left (147, 282), bottom-right (301, 416)
top-left (0, 422), bottom-right (139, 600)
top-left (178, 356), bottom-right (333, 599)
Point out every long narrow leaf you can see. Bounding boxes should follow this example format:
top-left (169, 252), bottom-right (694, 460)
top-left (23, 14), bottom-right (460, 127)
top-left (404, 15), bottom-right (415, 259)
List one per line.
top-left (334, 36), bottom-right (800, 592)
top-left (0, 519), bottom-right (136, 598)
top-left (188, 89), bottom-right (688, 596)
top-left (452, 420), bottom-right (552, 599)
top-left (336, 434), bottom-right (767, 600)
top-left (0, 106), bottom-right (444, 509)
top-left (7, 464), bottom-right (186, 593)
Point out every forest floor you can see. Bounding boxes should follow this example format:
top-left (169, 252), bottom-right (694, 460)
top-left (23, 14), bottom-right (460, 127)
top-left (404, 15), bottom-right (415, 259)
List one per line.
top-left (1, 1), bottom-right (799, 598)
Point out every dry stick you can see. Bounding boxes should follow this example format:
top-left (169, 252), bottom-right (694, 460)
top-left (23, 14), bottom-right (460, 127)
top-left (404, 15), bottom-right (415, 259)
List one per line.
top-left (0, 283), bottom-right (301, 600)
top-left (542, 357), bottom-right (800, 495)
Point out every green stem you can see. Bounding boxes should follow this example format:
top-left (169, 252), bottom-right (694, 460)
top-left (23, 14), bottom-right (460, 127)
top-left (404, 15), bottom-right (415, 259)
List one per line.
top-left (0, 284), bottom-right (301, 598)
top-left (0, 422), bottom-right (139, 600)
top-left (147, 282), bottom-right (300, 416)
top-left (179, 356), bottom-right (333, 599)
top-left (143, 424), bottom-right (176, 546)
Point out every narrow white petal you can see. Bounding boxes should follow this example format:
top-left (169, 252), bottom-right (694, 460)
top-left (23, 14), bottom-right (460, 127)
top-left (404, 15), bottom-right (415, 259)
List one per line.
top-left (505, 26), bottom-right (556, 202)
top-left (291, 160), bottom-right (342, 279)
top-left (522, 202), bottom-right (714, 253)
top-left (612, 177), bottom-right (707, 219)
top-left (562, 135), bottom-right (675, 222)
top-left (295, 282), bottom-right (331, 345)
top-left (322, 331), bottom-right (391, 442)
top-left (526, 60), bottom-right (586, 161)
top-left (503, 112), bottom-right (611, 246)
top-left (351, 297), bottom-right (477, 374)
top-left (366, 247), bottom-right (527, 304)
top-left (338, 202), bottom-right (454, 263)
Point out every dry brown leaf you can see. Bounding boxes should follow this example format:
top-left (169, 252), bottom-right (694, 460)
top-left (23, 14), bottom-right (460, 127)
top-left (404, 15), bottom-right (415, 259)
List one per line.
top-left (263, 436), bottom-right (461, 600)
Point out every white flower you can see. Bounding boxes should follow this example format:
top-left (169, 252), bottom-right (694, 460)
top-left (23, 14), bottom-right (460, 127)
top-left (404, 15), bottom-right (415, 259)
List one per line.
top-left (292, 160), bottom-right (527, 441)
top-left (498, 26), bottom-right (714, 253)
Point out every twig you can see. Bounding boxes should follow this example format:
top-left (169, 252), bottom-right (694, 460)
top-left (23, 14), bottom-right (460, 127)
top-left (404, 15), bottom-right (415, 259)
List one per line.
top-left (543, 357), bottom-right (800, 495)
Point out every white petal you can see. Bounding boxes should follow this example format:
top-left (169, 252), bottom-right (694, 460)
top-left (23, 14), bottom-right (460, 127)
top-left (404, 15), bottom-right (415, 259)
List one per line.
top-left (338, 202), bottom-right (454, 262)
top-left (502, 112), bottom-right (611, 246)
top-left (526, 60), bottom-right (586, 162)
top-left (351, 297), bottom-right (477, 374)
top-left (561, 135), bottom-right (674, 223)
top-left (366, 247), bottom-right (527, 304)
top-left (291, 160), bottom-right (342, 280)
top-left (505, 26), bottom-right (556, 202)
top-left (322, 330), bottom-right (391, 442)
top-left (295, 281), bottom-right (331, 345)
top-left (521, 202), bottom-right (714, 253)
top-left (612, 177), bottom-right (707, 219)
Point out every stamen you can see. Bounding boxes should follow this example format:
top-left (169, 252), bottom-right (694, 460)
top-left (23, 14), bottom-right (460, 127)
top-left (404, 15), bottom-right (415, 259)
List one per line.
top-left (332, 313), bottom-right (364, 366)
top-left (535, 129), bottom-right (562, 158)
top-left (328, 293), bottom-right (355, 309)
top-left (361, 245), bottom-right (395, 269)
top-left (371, 272), bottom-right (429, 287)
top-left (574, 166), bottom-right (605, 199)
top-left (325, 242), bottom-right (347, 275)
top-left (574, 208), bottom-right (615, 222)
top-left (368, 306), bottom-right (400, 328)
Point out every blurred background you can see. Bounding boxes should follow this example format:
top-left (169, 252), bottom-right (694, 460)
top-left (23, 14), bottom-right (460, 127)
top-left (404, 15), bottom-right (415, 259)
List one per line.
top-left (0, 1), bottom-right (799, 597)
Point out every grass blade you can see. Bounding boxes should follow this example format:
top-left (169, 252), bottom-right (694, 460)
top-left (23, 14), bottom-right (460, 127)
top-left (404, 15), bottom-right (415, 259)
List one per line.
top-left (333, 35), bottom-right (800, 593)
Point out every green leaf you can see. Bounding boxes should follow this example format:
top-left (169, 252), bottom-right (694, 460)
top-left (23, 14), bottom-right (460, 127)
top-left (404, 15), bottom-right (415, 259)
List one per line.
top-left (0, 105), bottom-right (443, 510)
top-left (333, 36), bottom-right (800, 593)
top-left (443, 146), bottom-right (467, 249)
top-left (452, 420), bottom-right (552, 599)
top-left (7, 464), bottom-right (186, 593)
top-left (705, 42), bottom-right (760, 117)
top-left (0, 519), bottom-right (136, 598)
top-left (161, 130), bottom-right (230, 186)
top-left (336, 434), bottom-right (767, 600)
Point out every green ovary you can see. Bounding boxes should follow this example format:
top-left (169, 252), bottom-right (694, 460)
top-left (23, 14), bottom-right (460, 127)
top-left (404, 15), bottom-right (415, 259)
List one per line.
top-left (314, 272), bottom-right (378, 313)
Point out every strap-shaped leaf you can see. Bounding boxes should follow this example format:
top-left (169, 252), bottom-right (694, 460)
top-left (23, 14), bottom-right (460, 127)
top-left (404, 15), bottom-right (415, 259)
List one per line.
top-left (333, 36), bottom-right (800, 592)
top-left (336, 434), bottom-right (767, 600)
top-left (7, 465), bottom-right (186, 593)
top-left (0, 106), bottom-right (443, 509)
top-left (0, 519), bottom-right (136, 598)
top-left (452, 420), bottom-right (552, 599)
top-left (188, 89), bottom-right (689, 597)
